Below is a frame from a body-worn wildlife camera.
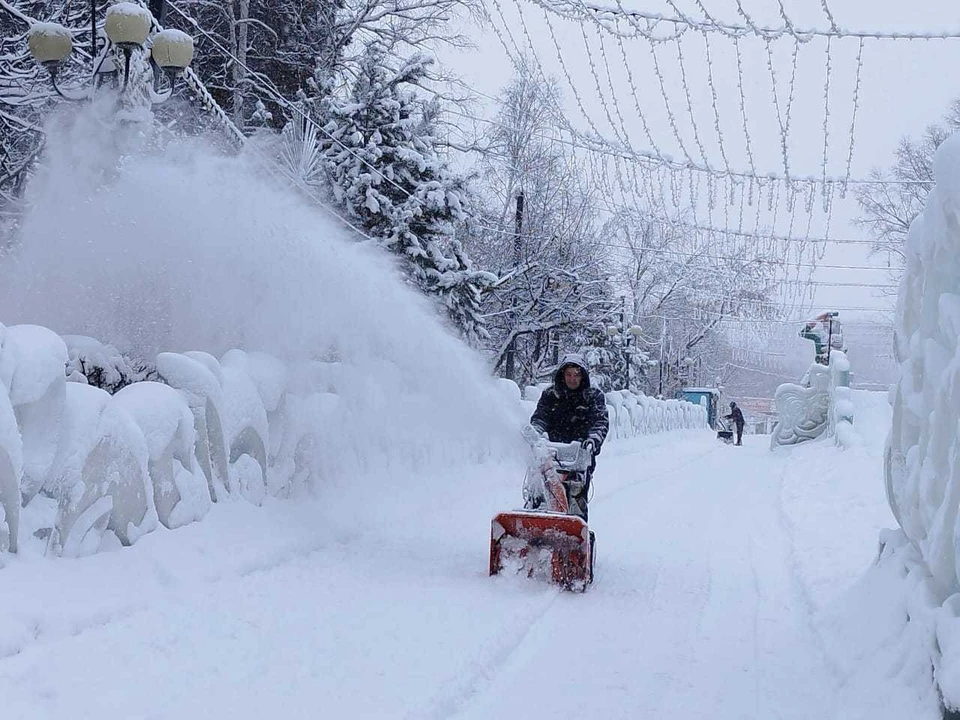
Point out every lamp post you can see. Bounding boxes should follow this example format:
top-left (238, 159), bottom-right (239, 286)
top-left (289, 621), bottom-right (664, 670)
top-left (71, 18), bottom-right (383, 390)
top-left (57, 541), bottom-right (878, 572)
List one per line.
top-left (605, 323), bottom-right (644, 391)
top-left (27, 1), bottom-right (194, 114)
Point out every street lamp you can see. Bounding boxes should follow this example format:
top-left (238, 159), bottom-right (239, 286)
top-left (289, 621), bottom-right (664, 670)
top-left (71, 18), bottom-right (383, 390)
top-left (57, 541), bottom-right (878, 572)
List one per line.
top-left (27, 1), bottom-right (194, 109)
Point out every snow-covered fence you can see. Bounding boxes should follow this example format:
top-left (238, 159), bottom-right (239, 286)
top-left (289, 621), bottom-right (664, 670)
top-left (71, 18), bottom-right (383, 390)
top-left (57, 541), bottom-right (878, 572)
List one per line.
top-left (769, 349), bottom-right (855, 450)
top-left (0, 326), bottom-right (348, 560)
top-left (0, 321), bottom-right (704, 563)
top-left (504, 381), bottom-right (707, 438)
top-left (884, 132), bottom-right (960, 712)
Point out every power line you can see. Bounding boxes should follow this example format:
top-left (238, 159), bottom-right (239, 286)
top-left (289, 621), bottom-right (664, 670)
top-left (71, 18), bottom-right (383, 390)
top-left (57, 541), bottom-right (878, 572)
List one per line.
top-left (638, 312), bottom-right (891, 327)
top-left (593, 239), bottom-right (899, 272)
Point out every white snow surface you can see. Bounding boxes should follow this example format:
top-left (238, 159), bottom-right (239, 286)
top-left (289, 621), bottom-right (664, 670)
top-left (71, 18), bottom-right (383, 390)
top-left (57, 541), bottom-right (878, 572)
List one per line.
top-left (0, 389), bottom-right (935, 719)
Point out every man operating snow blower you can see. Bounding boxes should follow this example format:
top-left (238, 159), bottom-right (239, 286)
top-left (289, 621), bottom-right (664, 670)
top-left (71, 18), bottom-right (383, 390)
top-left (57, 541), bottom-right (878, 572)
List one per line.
top-left (489, 354), bottom-right (609, 591)
top-left (529, 354), bottom-right (609, 520)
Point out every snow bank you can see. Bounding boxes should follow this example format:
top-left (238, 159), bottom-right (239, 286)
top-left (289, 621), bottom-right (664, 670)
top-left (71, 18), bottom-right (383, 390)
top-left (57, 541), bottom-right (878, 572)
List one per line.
top-left (884, 131), bottom-right (960, 711)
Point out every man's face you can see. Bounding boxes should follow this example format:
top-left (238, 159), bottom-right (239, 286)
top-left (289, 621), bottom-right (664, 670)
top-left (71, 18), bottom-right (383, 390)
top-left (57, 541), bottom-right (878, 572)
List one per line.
top-left (563, 366), bottom-right (582, 390)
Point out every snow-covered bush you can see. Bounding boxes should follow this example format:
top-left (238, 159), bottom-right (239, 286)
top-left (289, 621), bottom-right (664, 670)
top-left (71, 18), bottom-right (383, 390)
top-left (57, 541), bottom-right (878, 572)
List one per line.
top-left (63, 335), bottom-right (157, 393)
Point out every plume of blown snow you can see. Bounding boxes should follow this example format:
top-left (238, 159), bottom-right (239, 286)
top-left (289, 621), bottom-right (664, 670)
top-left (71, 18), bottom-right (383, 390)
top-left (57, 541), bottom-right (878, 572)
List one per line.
top-left (0, 107), bottom-right (526, 481)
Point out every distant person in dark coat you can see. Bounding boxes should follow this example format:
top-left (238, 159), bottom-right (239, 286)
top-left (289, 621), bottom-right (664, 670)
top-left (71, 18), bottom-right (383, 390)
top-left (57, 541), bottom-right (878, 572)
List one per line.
top-left (725, 401), bottom-right (746, 446)
top-left (530, 353), bottom-right (609, 519)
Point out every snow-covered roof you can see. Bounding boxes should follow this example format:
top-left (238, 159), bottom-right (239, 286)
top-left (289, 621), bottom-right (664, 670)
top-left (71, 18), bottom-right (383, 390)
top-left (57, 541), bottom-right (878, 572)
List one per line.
top-left (680, 387), bottom-right (720, 395)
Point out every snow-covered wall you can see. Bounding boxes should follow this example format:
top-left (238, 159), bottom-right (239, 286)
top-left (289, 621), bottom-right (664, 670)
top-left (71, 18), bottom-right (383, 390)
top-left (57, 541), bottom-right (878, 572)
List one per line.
top-left (885, 132), bottom-right (960, 711)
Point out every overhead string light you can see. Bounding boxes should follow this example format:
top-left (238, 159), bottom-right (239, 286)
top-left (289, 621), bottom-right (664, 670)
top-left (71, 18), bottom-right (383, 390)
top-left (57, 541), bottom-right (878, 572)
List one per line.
top-left (539, 0), bottom-right (960, 42)
top-left (842, 38), bottom-right (865, 198)
top-left (821, 36), bottom-right (834, 199)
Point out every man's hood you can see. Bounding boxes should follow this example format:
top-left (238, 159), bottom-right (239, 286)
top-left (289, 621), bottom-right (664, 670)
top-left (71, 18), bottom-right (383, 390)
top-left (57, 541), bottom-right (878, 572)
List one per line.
top-left (553, 353), bottom-right (592, 392)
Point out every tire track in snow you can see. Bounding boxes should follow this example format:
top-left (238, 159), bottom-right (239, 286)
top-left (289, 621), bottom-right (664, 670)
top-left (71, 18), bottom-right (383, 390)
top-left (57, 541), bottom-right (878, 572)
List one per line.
top-left (409, 437), bottom-right (723, 720)
top-left (401, 588), bottom-right (562, 720)
top-left (774, 457), bottom-right (848, 687)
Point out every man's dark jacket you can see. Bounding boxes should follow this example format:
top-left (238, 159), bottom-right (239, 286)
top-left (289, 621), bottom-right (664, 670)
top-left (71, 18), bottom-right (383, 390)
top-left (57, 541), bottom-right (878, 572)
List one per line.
top-left (726, 404), bottom-right (745, 428)
top-left (530, 354), bottom-right (609, 453)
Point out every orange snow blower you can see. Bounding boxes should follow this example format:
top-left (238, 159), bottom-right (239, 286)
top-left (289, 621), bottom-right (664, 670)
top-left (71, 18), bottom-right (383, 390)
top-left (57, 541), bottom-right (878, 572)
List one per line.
top-left (489, 439), bottom-right (595, 591)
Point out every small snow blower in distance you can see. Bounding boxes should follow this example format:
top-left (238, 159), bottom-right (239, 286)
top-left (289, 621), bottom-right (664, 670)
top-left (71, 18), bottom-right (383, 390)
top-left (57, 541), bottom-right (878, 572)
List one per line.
top-left (489, 435), bottom-right (595, 591)
top-left (716, 417), bottom-right (735, 444)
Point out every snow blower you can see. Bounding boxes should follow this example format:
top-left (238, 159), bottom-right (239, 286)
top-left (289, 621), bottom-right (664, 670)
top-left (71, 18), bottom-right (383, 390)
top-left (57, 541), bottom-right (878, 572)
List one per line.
top-left (716, 417), bottom-right (734, 444)
top-left (489, 438), bottom-right (595, 591)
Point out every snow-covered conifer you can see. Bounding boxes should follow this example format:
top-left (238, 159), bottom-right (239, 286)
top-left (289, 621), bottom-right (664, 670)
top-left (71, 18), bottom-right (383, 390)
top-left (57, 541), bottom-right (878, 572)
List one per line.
top-left (320, 46), bottom-right (491, 342)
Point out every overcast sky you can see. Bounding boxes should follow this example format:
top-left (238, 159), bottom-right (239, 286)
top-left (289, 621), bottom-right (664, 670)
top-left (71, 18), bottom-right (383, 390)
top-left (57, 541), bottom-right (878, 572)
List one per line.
top-left (437, 0), bottom-right (960, 320)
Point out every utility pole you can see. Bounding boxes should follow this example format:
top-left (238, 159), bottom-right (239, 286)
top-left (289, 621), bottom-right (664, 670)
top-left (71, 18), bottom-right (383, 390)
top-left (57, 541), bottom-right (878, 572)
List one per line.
top-left (504, 191), bottom-right (524, 381)
top-left (657, 315), bottom-right (666, 398)
top-left (620, 295), bottom-right (628, 390)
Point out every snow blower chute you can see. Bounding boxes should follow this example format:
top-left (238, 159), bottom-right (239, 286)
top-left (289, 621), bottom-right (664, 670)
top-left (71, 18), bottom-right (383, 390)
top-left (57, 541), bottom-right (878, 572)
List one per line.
top-left (489, 438), bottom-right (595, 591)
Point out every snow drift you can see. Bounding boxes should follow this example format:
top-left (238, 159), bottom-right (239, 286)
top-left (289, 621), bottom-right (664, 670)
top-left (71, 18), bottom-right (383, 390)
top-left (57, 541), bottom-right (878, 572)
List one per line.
top-left (884, 130), bottom-right (960, 711)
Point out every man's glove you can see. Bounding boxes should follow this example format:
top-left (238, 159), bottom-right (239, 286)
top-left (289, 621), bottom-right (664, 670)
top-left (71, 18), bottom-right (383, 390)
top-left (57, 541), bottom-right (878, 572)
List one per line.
top-left (581, 439), bottom-right (596, 456)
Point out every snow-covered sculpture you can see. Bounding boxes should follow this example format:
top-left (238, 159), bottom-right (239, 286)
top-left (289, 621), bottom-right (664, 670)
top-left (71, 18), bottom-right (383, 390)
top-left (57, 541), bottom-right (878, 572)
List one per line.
top-left (113, 382), bottom-right (210, 529)
top-left (50, 383), bottom-right (156, 556)
top-left (0, 325), bottom-right (67, 504)
top-left (155, 352), bottom-right (230, 502)
top-left (770, 363), bottom-right (831, 448)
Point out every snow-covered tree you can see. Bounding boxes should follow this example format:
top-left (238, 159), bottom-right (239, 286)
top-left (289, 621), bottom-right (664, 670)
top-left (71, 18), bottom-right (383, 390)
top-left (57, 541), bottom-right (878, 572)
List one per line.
top-left (600, 208), bottom-right (779, 396)
top-left (461, 64), bottom-right (618, 385)
top-left (0, 0), bottom-right (82, 242)
top-left (168, 0), bottom-right (474, 131)
top-left (855, 100), bottom-right (960, 287)
top-left (320, 47), bottom-right (494, 343)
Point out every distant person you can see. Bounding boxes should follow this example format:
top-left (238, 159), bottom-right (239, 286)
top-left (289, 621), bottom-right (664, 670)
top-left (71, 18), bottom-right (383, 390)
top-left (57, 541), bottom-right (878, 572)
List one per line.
top-left (725, 401), bottom-right (745, 446)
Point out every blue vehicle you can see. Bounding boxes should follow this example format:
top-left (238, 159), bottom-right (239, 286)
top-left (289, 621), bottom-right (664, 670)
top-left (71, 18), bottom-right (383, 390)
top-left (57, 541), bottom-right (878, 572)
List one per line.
top-left (677, 387), bottom-right (721, 429)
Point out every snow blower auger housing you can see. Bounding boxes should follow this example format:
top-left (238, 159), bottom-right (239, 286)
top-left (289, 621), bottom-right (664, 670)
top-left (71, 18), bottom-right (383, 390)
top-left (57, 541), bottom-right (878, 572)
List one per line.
top-left (489, 440), bottom-right (595, 591)
top-left (716, 417), bottom-right (734, 444)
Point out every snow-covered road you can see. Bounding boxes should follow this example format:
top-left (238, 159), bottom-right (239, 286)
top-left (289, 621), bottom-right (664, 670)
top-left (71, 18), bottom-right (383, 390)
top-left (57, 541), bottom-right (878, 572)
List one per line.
top-left (0, 395), bottom-right (900, 719)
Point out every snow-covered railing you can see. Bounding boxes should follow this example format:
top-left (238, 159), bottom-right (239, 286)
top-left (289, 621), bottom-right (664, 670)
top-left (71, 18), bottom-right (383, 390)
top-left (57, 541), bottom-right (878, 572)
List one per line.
top-left (0, 324), bottom-right (348, 560)
top-left (884, 131), bottom-right (960, 712)
top-left (495, 380), bottom-right (707, 438)
top-left (769, 349), bottom-right (854, 450)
